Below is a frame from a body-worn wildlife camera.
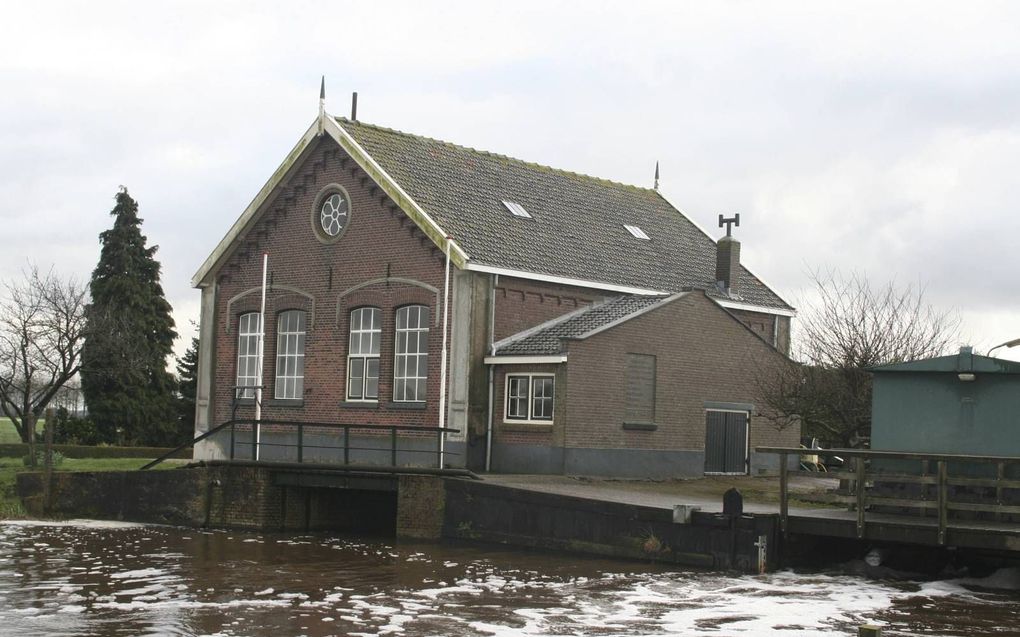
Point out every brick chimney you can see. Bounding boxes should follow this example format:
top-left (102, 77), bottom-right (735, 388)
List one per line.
top-left (716, 213), bottom-right (741, 294)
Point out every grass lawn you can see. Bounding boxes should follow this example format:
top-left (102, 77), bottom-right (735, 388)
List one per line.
top-left (0, 418), bottom-right (23, 444)
top-left (0, 456), bottom-right (185, 519)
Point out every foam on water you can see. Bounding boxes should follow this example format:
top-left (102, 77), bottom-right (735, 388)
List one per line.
top-left (1, 521), bottom-right (1017, 636)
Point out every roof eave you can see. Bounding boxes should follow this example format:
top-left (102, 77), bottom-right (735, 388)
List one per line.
top-left (192, 114), bottom-right (470, 288)
top-left (192, 118), bottom-right (321, 287)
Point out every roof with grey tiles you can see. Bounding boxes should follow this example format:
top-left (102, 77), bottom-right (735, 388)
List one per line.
top-left (337, 118), bottom-right (792, 311)
top-left (494, 294), bottom-right (679, 356)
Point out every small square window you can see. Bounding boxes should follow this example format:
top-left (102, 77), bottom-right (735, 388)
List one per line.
top-left (624, 224), bottom-right (650, 240)
top-left (502, 200), bottom-right (533, 219)
top-left (505, 374), bottom-right (555, 423)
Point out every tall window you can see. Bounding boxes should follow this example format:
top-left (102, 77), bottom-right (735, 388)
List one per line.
top-left (347, 307), bottom-right (381, 401)
top-left (505, 374), bottom-right (555, 423)
top-left (393, 305), bottom-right (429, 402)
top-left (236, 313), bottom-right (262, 399)
top-left (275, 310), bottom-right (306, 400)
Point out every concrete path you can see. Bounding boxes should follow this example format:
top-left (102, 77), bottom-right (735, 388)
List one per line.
top-left (480, 473), bottom-right (841, 516)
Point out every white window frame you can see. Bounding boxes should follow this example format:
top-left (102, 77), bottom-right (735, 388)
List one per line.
top-left (503, 373), bottom-right (555, 424)
top-left (393, 305), bottom-right (429, 402)
top-left (274, 310), bottom-right (306, 400)
top-left (624, 224), bottom-right (650, 240)
top-left (235, 312), bottom-right (262, 400)
top-left (347, 307), bottom-right (381, 402)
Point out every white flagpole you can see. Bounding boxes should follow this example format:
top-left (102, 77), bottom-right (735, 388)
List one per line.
top-left (437, 237), bottom-right (452, 469)
top-left (254, 252), bottom-right (268, 460)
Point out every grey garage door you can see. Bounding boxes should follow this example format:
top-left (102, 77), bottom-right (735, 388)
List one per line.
top-left (704, 410), bottom-right (749, 474)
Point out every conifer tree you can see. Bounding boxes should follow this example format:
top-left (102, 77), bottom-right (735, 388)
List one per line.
top-left (175, 336), bottom-right (199, 444)
top-left (81, 188), bottom-right (178, 446)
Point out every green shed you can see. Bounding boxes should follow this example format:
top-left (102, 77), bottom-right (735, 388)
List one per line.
top-left (870, 346), bottom-right (1020, 455)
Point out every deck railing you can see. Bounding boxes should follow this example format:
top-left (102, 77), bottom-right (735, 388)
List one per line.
top-left (141, 419), bottom-right (459, 471)
top-left (757, 447), bottom-right (1020, 545)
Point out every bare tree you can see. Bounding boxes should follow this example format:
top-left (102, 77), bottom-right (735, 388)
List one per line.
top-left (0, 265), bottom-right (88, 463)
top-left (757, 269), bottom-right (960, 447)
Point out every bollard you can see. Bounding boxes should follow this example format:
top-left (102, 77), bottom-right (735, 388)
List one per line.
top-left (723, 488), bottom-right (743, 517)
top-left (859, 625), bottom-right (882, 637)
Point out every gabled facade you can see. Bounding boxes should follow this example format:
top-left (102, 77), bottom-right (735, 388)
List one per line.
top-left (191, 108), bottom-right (798, 477)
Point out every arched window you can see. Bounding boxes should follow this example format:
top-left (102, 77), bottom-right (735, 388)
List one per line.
top-left (347, 307), bottom-right (381, 401)
top-left (275, 310), bottom-right (307, 400)
top-left (393, 305), bottom-right (429, 402)
top-left (235, 312), bottom-right (262, 399)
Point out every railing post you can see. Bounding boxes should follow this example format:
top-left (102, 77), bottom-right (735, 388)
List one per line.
top-left (391, 427), bottom-right (397, 467)
top-left (297, 423), bottom-right (304, 464)
top-left (996, 461), bottom-right (1005, 522)
top-left (856, 456), bottom-right (866, 538)
top-left (436, 428), bottom-right (443, 470)
top-left (343, 425), bottom-right (350, 465)
top-left (779, 451), bottom-right (789, 537)
top-left (937, 459), bottom-right (947, 545)
top-left (229, 423), bottom-right (236, 460)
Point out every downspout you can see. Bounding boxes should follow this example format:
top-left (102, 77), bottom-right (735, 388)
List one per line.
top-left (438, 236), bottom-right (455, 468)
top-left (485, 274), bottom-right (498, 472)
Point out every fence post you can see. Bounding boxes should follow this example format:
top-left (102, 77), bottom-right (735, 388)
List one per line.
top-left (343, 426), bottom-right (350, 465)
top-left (43, 407), bottom-right (55, 514)
top-left (779, 451), bottom-right (789, 537)
top-left (229, 423), bottom-right (236, 460)
top-left (390, 427), bottom-right (397, 467)
top-left (937, 459), bottom-right (947, 545)
top-left (297, 423), bottom-right (304, 464)
top-left (856, 456), bottom-right (866, 538)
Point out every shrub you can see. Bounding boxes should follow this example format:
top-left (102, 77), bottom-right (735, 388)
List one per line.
top-left (22, 450), bottom-right (64, 467)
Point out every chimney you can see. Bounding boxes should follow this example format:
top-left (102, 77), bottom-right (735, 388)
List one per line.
top-left (716, 213), bottom-right (741, 294)
top-left (351, 91), bottom-right (358, 121)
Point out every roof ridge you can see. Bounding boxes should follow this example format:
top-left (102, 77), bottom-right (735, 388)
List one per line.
top-left (336, 117), bottom-right (658, 195)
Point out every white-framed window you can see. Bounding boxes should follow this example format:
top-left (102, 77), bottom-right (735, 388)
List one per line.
top-left (504, 373), bottom-right (555, 423)
top-left (393, 305), bottom-right (429, 402)
top-left (274, 310), bottom-right (306, 400)
top-left (236, 312), bottom-right (262, 399)
top-left (347, 307), bottom-right (381, 401)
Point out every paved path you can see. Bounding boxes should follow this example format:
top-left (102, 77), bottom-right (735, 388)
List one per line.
top-left (480, 474), bottom-right (839, 516)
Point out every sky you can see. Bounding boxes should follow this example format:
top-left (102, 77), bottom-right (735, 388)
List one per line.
top-left (2, 0), bottom-right (1019, 362)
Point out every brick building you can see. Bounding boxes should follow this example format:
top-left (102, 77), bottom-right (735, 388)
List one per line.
top-left (191, 103), bottom-right (798, 477)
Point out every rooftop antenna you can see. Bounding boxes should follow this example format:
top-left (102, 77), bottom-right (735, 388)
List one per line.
top-left (317, 76), bottom-right (325, 135)
top-left (654, 161), bottom-right (660, 190)
top-left (351, 91), bottom-right (358, 121)
top-left (718, 213), bottom-right (740, 237)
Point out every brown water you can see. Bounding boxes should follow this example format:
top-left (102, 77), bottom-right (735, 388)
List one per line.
top-left (1, 520), bottom-right (1018, 637)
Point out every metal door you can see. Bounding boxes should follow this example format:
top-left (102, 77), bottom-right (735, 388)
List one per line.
top-left (704, 410), bottom-right (749, 474)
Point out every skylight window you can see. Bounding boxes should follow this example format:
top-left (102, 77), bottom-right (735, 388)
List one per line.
top-left (624, 224), bottom-right (650, 240)
top-left (502, 200), bottom-right (532, 219)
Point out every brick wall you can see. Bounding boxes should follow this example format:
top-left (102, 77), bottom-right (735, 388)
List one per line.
top-left (563, 292), bottom-right (799, 453)
top-left (729, 308), bottom-right (791, 355)
top-left (493, 277), bottom-right (603, 342)
top-left (491, 363), bottom-right (565, 447)
top-left (211, 136), bottom-right (448, 430)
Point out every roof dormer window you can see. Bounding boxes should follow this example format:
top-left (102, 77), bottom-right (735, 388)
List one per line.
top-left (502, 200), bottom-right (533, 219)
top-left (624, 224), bottom-right (650, 240)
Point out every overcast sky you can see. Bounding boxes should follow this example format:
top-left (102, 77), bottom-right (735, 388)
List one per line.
top-left (2, 1), bottom-right (1019, 361)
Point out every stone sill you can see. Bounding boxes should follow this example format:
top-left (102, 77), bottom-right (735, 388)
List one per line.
top-left (501, 421), bottom-right (554, 433)
top-left (622, 421), bottom-right (657, 431)
top-left (386, 401), bottom-right (427, 411)
top-left (340, 401), bottom-right (380, 410)
top-left (266, 399), bottom-right (304, 408)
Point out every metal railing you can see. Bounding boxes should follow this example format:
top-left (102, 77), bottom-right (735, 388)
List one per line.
top-left (757, 447), bottom-right (1020, 545)
top-left (141, 419), bottom-right (459, 471)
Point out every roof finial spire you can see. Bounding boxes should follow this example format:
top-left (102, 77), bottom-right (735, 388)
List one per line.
top-left (654, 161), bottom-right (660, 190)
top-left (317, 76), bottom-right (326, 135)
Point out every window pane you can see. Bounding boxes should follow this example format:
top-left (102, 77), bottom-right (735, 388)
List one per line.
top-left (348, 358), bottom-right (364, 399)
top-left (275, 310), bottom-right (306, 399)
top-left (366, 358), bottom-right (379, 399)
top-left (393, 305), bottom-right (429, 402)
